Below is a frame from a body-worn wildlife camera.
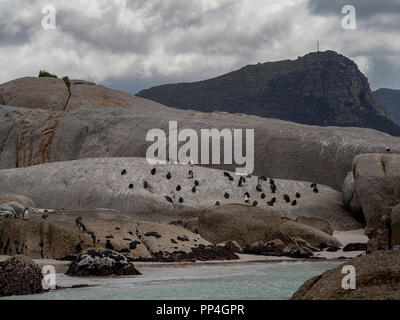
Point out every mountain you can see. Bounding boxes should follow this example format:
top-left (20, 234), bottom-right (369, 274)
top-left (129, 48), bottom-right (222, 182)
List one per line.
top-left (1, 77), bottom-right (400, 191)
top-left (373, 88), bottom-right (400, 126)
top-left (137, 50), bottom-right (400, 136)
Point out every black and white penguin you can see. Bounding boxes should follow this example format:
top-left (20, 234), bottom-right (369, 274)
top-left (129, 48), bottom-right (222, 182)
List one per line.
top-left (238, 176), bottom-right (245, 187)
top-left (224, 192), bottom-right (230, 199)
top-left (295, 192), bottom-right (301, 198)
top-left (283, 194), bottom-right (290, 203)
top-left (23, 209), bottom-right (29, 220)
top-left (311, 183), bottom-right (316, 188)
top-left (271, 197), bottom-right (277, 204)
top-left (165, 195), bottom-right (173, 203)
top-left (267, 201), bottom-right (273, 206)
top-left (176, 185), bottom-right (182, 191)
top-left (129, 183), bottom-right (134, 189)
top-left (179, 197), bottom-right (184, 203)
top-left (143, 181), bottom-right (148, 189)
top-left (313, 187), bottom-right (319, 193)
top-left (151, 168), bottom-right (156, 175)
top-left (244, 192), bottom-right (250, 203)
top-left (261, 193), bottom-right (266, 199)
top-left (269, 179), bottom-right (275, 185)
top-left (215, 201), bottom-right (220, 206)
top-left (260, 176), bottom-right (267, 181)
top-left (194, 180), bottom-right (199, 187)
top-left (270, 185), bottom-right (276, 193)
top-left (121, 169), bottom-right (127, 176)
top-left (386, 146), bottom-right (391, 153)
top-left (256, 184), bottom-right (262, 192)
top-left (224, 172), bottom-right (233, 180)
top-left (291, 200), bottom-right (297, 206)
top-left (192, 186), bottom-right (196, 193)
top-left (252, 201), bottom-right (257, 207)
top-left (166, 172), bottom-right (172, 180)
top-left (188, 170), bottom-right (194, 179)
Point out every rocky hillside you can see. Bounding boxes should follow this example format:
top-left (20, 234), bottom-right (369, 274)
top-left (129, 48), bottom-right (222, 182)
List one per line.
top-left (1, 77), bottom-right (400, 191)
top-left (373, 88), bottom-right (400, 126)
top-left (138, 51), bottom-right (400, 136)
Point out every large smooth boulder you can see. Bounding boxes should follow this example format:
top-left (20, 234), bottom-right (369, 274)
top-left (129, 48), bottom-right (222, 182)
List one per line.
top-left (0, 157), bottom-right (361, 229)
top-left (291, 250), bottom-right (400, 300)
top-left (0, 255), bottom-right (43, 297)
top-left (353, 154), bottom-right (400, 249)
top-left (295, 216), bottom-right (333, 235)
top-left (2, 77), bottom-right (400, 190)
top-left (66, 249), bottom-right (141, 276)
top-left (278, 221), bottom-right (341, 248)
top-left (0, 194), bottom-right (35, 208)
top-left (198, 204), bottom-right (342, 249)
top-left (342, 172), bottom-right (363, 222)
top-left (198, 204), bottom-right (283, 247)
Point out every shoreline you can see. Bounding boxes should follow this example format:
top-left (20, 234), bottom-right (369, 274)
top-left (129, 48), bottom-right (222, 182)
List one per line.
top-left (0, 229), bottom-right (367, 273)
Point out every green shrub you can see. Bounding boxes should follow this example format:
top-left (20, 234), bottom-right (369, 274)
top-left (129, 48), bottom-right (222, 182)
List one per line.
top-left (62, 76), bottom-right (71, 92)
top-left (38, 70), bottom-right (58, 78)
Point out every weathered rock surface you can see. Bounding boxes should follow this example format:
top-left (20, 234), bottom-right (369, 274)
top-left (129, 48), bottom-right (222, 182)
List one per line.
top-left (0, 209), bottom-right (237, 262)
top-left (66, 249), bottom-right (141, 276)
top-left (342, 172), bottom-right (363, 222)
top-left (391, 204), bottom-right (400, 248)
top-left (198, 204), bottom-right (284, 247)
top-left (0, 255), bottom-right (43, 297)
top-left (0, 194), bottom-right (35, 208)
top-left (291, 250), bottom-right (400, 300)
top-left (295, 216), bottom-right (333, 235)
top-left (198, 204), bottom-right (341, 251)
top-left (2, 76), bottom-right (400, 190)
top-left (353, 153), bottom-right (400, 249)
top-left (278, 221), bottom-right (341, 248)
top-left (0, 157), bottom-right (360, 229)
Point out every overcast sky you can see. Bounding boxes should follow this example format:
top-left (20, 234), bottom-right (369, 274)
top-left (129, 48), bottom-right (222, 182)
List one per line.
top-left (0, 0), bottom-right (399, 93)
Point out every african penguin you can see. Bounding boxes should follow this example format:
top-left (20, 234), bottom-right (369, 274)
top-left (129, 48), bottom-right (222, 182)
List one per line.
top-left (291, 200), bottom-right (297, 206)
top-left (165, 195), bottom-right (173, 203)
top-left (194, 180), bottom-right (199, 187)
top-left (166, 172), bottom-right (172, 180)
top-left (129, 183), bottom-right (134, 189)
top-left (188, 170), bottom-right (194, 179)
top-left (215, 201), bottom-right (220, 206)
top-left (179, 197), bottom-right (184, 203)
top-left (151, 168), bottom-right (156, 175)
top-left (261, 193), bottom-right (266, 199)
top-left (192, 186), bottom-right (196, 193)
top-left (176, 185), bottom-right (182, 191)
top-left (252, 201), bottom-right (257, 207)
top-left (121, 169), bottom-right (127, 176)
top-left (295, 192), bottom-right (301, 198)
top-left (283, 194), bottom-right (290, 203)
top-left (224, 192), bottom-right (230, 199)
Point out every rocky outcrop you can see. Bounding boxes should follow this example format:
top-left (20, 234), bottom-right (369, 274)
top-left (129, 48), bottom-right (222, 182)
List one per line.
top-left (291, 250), bottom-right (400, 300)
top-left (0, 157), bottom-right (361, 229)
top-left (138, 51), bottom-right (400, 136)
top-left (352, 153), bottom-right (400, 250)
top-left (0, 209), bottom-right (237, 262)
top-left (198, 204), bottom-right (341, 253)
top-left (373, 88), bottom-right (400, 126)
top-left (342, 172), bottom-right (363, 223)
top-left (391, 204), bottom-right (400, 248)
top-left (279, 221), bottom-right (341, 248)
top-left (0, 255), bottom-right (43, 297)
top-left (66, 249), bottom-right (141, 276)
top-left (2, 82), bottom-right (400, 190)
top-left (295, 216), bottom-right (333, 235)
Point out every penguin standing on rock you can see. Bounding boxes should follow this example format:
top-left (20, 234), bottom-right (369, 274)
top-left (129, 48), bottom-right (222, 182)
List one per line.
top-left (165, 195), bottom-right (173, 203)
top-left (224, 172), bottom-right (234, 181)
top-left (151, 168), bottom-right (156, 175)
top-left (244, 192), bottom-right (250, 203)
top-left (192, 186), bottom-right (197, 193)
top-left (295, 192), bottom-right (301, 198)
top-left (176, 185), bottom-right (181, 191)
top-left (261, 193), bottom-right (266, 199)
top-left (291, 200), bottom-right (297, 206)
top-left (194, 180), bottom-right (199, 187)
top-left (188, 170), bottom-right (194, 179)
top-left (238, 176), bottom-right (245, 187)
top-left (313, 187), bottom-right (319, 193)
top-left (252, 201), bottom-right (257, 207)
top-left (179, 197), bottom-right (184, 203)
top-left (283, 194), bottom-right (290, 203)
top-left (271, 197), bottom-right (277, 204)
top-left (215, 201), bottom-right (220, 206)
top-left (267, 201), bottom-right (273, 206)
top-left (23, 209), bottom-right (29, 220)
top-left (166, 172), bottom-right (172, 180)
top-left (224, 192), bottom-right (230, 199)
top-left (143, 181), bottom-right (148, 189)
top-left (270, 184), bottom-right (276, 193)
top-left (121, 169), bottom-right (127, 176)
top-left (256, 184), bottom-right (262, 192)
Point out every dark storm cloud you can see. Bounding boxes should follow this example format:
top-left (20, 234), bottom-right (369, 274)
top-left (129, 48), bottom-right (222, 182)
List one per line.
top-left (0, 0), bottom-right (400, 92)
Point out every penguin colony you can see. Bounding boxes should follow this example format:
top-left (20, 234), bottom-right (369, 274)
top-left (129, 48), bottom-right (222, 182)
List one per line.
top-left (118, 166), bottom-right (322, 209)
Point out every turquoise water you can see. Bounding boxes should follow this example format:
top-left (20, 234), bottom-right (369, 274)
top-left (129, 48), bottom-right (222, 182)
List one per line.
top-left (3, 261), bottom-right (340, 300)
